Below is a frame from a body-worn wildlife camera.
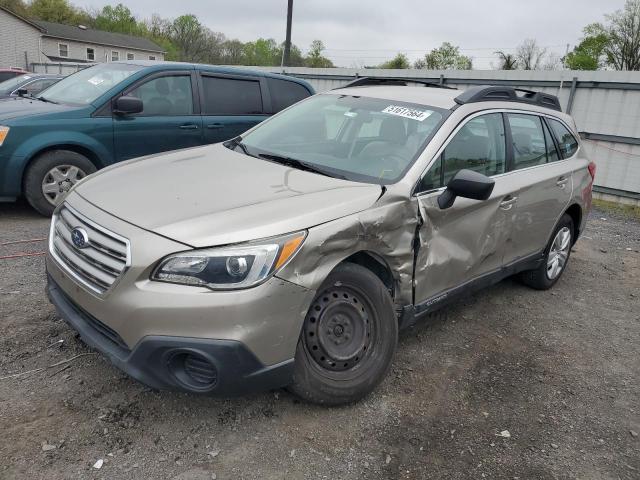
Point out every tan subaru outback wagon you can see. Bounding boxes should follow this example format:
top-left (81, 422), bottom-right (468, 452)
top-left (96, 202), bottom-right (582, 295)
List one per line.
top-left (46, 78), bottom-right (595, 405)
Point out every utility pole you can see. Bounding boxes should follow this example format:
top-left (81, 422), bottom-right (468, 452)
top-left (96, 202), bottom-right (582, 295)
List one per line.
top-left (283, 0), bottom-right (293, 67)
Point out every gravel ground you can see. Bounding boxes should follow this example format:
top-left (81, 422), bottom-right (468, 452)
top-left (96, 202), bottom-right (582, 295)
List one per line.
top-left (0, 200), bottom-right (638, 480)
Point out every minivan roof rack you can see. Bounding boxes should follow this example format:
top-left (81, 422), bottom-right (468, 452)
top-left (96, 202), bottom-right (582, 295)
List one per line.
top-left (454, 85), bottom-right (562, 111)
top-left (336, 77), bottom-right (456, 90)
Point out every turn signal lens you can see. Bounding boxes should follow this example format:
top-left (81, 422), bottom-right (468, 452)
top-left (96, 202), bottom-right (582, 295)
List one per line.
top-left (0, 126), bottom-right (9, 146)
top-left (275, 233), bottom-right (305, 270)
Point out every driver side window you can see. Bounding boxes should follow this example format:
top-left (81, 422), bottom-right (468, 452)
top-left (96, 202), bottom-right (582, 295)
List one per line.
top-left (418, 113), bottom-right (506, 192)
top-left (128, 75), bottom-right (193, 116)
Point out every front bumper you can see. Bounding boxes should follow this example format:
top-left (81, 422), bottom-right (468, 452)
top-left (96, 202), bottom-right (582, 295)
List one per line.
top-left (47, 275), bottom-right (295, 395)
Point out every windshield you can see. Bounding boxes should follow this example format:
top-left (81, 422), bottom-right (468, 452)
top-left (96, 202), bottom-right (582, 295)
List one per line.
top-left (37, 63), bottom-right (143, 105)
top-left (240, 93), bottom-right (446, 184)
top-left (0, 74), bottom-right (32, 95)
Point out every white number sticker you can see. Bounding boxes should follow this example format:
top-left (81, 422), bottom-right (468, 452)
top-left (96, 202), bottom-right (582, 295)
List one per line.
top-left (382, 105), bottom-right (432, 122)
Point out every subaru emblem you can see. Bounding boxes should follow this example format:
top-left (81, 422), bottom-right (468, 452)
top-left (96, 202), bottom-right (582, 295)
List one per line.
top-left (71, 227), bottom-right (89, 249)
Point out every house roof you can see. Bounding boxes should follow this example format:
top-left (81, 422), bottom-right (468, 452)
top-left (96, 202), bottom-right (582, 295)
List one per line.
top-left (0, 7), bottom-right (164, 54)
top-left (34, 20), bottom-right (164, 53)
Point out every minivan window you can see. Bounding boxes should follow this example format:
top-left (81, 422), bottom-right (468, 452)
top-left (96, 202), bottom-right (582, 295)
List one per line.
top-left (548, 119), bottom-right (579, 158)
top-left (508, 113), bottom-right (547, 170)
top-left (419, 113), bottom-right (505, 191)
top-left (201, 76), bottom-right (263, 115)
top-left (37, 63), bottom-right (143, 105)
top-left (128, 75), bottom-right (193, 116)
top-left (267, 77), bottom-right (310, 112)
top-left (239, 94), bottom-right (445, 184)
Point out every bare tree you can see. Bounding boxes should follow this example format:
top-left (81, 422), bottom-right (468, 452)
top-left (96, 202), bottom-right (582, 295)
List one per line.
top-left (516, 39), bottom-right (547, 70)
top-left (602, 0), bottom-right (640, 70)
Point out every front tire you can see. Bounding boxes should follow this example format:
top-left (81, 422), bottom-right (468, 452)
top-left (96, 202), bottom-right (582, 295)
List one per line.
top-left (24, 150), bottom-right (96, 216)
top-left (520, 213), bottom-right (574, 290)
top-left (289, 263), bottom-right (398, 406)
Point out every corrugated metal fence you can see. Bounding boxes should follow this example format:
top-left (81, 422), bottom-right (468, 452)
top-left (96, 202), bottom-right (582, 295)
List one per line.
top-left (254, 67), bottom-right (640, 202)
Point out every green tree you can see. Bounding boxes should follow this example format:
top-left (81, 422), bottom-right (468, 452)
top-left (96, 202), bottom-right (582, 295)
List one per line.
top-left (565, 27), bottom-right (609, 70)
top-left (170, 14), bottom-right (209, 62)
top-left (0, 0), bottom-right (29, 17)
top-left (418, 42), bottom-right (472, 70)
top-left (597, 0), bottom-right (640, 70)
top-left (305, 40), bottom-right (333, 68)
top-left (379, 53), bottom-right (410, 69)
top-left (28, 0), bottom-right (86, 24)
top-left (243, 38), bottom-right (280, 66)
top-left (494, 50), bottom-right (518, 70)
top-left (94, 4), bottom-right (140, 35)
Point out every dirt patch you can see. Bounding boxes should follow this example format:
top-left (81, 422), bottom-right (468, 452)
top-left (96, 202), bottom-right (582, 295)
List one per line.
top-left (1, 199), bottom-right (639, 479)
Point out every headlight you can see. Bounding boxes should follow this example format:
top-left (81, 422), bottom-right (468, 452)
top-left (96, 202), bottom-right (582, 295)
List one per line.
top-left (151, 231), bottom-right (306, 290)
top-left (0, 126), bottom-right (9, 146)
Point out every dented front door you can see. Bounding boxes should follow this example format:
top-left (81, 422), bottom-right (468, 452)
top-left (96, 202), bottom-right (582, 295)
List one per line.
top-left (413, 176), bottom-right (518, 305)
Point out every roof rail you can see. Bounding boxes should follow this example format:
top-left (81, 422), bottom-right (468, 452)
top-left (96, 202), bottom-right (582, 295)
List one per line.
top-left (454, 85), bottom-right (562, 111)
top-left (336, 76), bottom-right (456, 90)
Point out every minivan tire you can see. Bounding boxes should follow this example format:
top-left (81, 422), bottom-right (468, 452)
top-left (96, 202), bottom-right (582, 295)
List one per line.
top-left (289, 262), bottom-right (398, 406)
top-left (520, 213), bottom-right (574, 290)
top-left (24, 150), bottom-right (96, 216)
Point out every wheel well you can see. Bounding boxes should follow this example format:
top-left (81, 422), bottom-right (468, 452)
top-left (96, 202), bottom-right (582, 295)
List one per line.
top-left (22, 145), bottom-right (102, 187)
top-left (565, 204), bottom-right (582, 244)
top-left (342, 251), bottom-right (395, 298)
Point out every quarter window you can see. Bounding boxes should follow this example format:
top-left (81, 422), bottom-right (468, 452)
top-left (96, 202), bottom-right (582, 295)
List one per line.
top-left (507, 113), bottom-right (547, 170)
top-left (542, 120), bottom-right (560, 162)
top-left (59, 43), bottom-right (68, 58)
top-left (266, 78), bottom-right (310, 112)
top-left (127, 75), bottom-right (193, 116)
top-left (419, 113), bottom-right (505, 191)
top-left (86, 48), bottom-right (95, 61)
top-left (548, 119), bottom-right (579, 158)
top-left (201, 76), bottom-right (263, 115)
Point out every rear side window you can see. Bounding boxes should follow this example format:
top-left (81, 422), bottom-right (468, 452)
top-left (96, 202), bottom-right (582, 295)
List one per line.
top-left (507, 114), bottom-right (547, 169)
top-left (201, 76), bottom-right (263, 115)
top-left (548, 119), bottom-right (579, 158)
top-left (267, 77), bottom-right (310, 112)
top-left (418, 113), bottom-right (505, 191)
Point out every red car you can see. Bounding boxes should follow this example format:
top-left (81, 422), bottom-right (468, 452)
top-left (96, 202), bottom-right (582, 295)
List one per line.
top-left (0, 68), bottom-right (29, 83)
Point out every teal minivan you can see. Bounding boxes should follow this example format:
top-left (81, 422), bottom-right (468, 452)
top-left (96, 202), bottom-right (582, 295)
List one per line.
top-left (0, 62), bottom-right (314, 215)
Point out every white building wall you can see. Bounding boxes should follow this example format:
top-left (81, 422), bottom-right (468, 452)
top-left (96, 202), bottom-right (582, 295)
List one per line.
top-left (0, 9), bottom-right (42, 69)
top-left (40, 37), bottom-right (164, 63)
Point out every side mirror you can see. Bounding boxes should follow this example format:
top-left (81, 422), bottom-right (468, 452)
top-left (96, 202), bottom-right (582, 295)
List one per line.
top-left (16, 88), bottom-right (28, 97)
top-left (438, 169), bottom-right (495, 209)
top-left (113, 95), bottom-right (143, 115)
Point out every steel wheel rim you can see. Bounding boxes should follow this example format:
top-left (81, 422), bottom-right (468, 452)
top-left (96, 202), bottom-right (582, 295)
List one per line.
top-left (41, 165), bottom-right (87, 206)
top-left (303, 286), bottom-right (372, 372)
top-left (546, 226), bottom-right (571, 280)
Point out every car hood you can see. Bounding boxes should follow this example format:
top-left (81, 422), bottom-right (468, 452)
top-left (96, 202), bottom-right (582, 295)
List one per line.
top-left (75, 144), bottom-right (382, 247)
top-left (0, 96), bottom-right (77, 121)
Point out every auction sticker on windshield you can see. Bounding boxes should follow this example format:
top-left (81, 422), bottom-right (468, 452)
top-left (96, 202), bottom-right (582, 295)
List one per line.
top-left (382, 105), bottom-right (432, 121)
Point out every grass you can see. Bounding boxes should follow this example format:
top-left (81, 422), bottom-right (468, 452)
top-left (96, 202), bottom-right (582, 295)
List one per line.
top-left (592, 198), bottom-right (640, 220)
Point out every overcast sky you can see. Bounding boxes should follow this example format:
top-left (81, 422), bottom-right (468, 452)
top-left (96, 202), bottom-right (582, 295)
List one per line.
top-left (76, 0), bottom-right (625, 68)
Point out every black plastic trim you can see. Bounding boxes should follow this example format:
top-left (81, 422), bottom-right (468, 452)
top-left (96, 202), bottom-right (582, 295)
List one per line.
top-left (47, 275), bottom-right (294, 395)
top-left (454, 85), bottom-right (562, 112)
top-left (336, 76), bottom-right (456, 90)
top-left (399, 252), bottom-right (544, 329)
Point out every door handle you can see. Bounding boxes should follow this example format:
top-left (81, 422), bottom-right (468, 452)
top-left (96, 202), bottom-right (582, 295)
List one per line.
top-left (499, 196), bottom-right (518, 210)
top-left (207, 123), bottom-right (224, 129)
top-left (179, 124), bottom-right (199, 130)
top-left (556, 177), bottom-right (569, 188)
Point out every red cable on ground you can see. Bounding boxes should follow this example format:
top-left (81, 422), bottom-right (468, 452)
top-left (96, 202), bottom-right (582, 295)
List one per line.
top-left (0, 238), bottom-right (47, 246)
top-left (0, 252), bottom-right (46, 260)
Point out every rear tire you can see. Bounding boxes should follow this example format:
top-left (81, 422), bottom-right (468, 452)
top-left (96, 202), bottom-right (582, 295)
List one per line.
top-left (24, 150), bottom-right (96, 216)
top-left (520, 214), bottom-right (574, 290)
top-left (288, 263), bottom-right (398, 406)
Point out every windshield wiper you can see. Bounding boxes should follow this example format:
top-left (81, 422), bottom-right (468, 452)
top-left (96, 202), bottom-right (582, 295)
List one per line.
top-left (225, 136), bottom-right (254, 157)
top-left (257, 153), bottom-right (346, 179)
top-left (34, 96), bottom-right (58, 104)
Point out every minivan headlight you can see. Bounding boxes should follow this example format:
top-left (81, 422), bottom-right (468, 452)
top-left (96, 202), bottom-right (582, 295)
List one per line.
top-left (151, 231), bottom-right (306, 290)
top-left (0, 126), bottom-right (9, 146)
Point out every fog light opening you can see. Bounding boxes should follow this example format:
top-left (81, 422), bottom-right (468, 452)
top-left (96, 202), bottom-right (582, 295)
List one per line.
top-left (167, 351), bottom-right (218, 391)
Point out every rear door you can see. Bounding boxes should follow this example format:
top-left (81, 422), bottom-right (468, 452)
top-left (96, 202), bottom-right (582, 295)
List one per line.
top-left (198, 73), bottom-right (268, 144)
top-left (414, 112), bottom-right (518, 304)
top-left (113, 70), bottom-right (202, 161)
top-left (501, 113), bottom-right (573, 265)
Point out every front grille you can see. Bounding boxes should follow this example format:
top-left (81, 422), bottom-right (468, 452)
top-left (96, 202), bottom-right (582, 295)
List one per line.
top-left (50, 204), bottom-right (130, 295)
